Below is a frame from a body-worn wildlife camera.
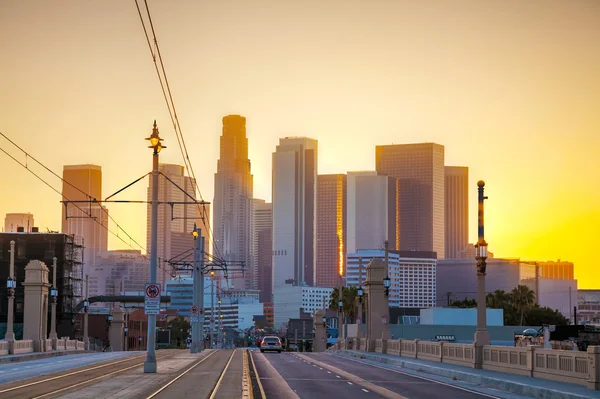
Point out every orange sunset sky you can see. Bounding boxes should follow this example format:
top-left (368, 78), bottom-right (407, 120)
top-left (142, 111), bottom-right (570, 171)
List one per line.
top-left (0, 1), bottom-right (598, 288)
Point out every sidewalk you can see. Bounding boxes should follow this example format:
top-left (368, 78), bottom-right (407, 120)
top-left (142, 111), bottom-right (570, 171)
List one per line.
top-left (0, 350), bottom-right (90, 364)
top-left (332, 349), bottom-right (600, 399)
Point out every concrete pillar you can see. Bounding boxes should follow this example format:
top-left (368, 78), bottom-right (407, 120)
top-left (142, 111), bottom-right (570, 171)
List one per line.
top-left (23, 260), bottom-right (51, 352)
top-left (588, 346), bottom-right (600, 390)
top-left (365, 258), bottom-right (390, 351)
top-left (313, 309), bottom-right (327, 352)
top-left (108, 306), bottom-right (125, 351)
top-left (5, 241), bottom-right (16, 354)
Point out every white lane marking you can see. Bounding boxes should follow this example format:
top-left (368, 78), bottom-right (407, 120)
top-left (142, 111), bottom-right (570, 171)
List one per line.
top-left (336, 375), bottom-right (341, 378)
top-left (327, 371), bottom-right (332, 374)
top-left (347, 382), bottom-right (353, 385)
top-left (362, 388), bottom-right (369, 393)
top-left (319, 367), bottom-right (323, 370)
top-left (330, 354), bottom-right (502, 399)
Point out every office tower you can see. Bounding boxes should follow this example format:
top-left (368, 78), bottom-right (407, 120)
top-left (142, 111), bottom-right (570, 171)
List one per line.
top-left (61, 164), bottom-right (109, 276)
top-left (375, 143), bottom-right (445, 258)
top-left (316, 174), bottom-right (347, 287)
top-left (445, 166), bottom-right (469, 259)
top-left (4, 213), bottom-right (34, 232)
top-left (195, 203), bottom-right (211, 242)
top-left (146, 163), bottom-right (197, 287)
top-left (272, 136), bottom-right (318, 290)
top-left (346, 171), bottom-right (398, 253)
top-left (253, 199), bottom-right (273, 302)
top-left (346, 250), bottom-right (437, 308)
top-left (213, 115), bottom-right (254, 289)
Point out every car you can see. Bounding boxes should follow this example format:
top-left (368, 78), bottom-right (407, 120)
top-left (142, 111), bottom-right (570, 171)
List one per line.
top-left (260, 336), bottom-right (282, 353)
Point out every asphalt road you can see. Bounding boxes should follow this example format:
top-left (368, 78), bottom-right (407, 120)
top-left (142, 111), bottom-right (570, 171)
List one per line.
top-left (251, 351), bottom-right (526, 399)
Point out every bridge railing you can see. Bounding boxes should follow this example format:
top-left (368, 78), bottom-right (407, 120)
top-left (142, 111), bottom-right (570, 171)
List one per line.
top-left (0, 341), bottom-right (9, 355)
top-left (13, 339), bottom-right (34, 354)
top-left (417, 341), bottom-right (442, 362)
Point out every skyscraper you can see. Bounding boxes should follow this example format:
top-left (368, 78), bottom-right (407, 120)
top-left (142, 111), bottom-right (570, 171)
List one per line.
top-left (253, 199), bottom-right (273, 303)
top-left (146, 163), bottom-right (197, 287)
top-left (375, 143), bottom-right (445, 258)
top-left (445, 166), bottom-right (469, 259)
top-left (346, 171), bottom-right (398, 253)
top-left (316, 174), bottom-right (347, 288)
top-left (213, 115), bottom-right (254, 289)
top-left (272, 137), bottom-right (318, 290)
top-left (61, 164), bottom-right (108, 276)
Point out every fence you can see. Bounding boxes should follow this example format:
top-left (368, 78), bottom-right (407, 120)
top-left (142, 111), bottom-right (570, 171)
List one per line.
top-left (342, 338), bottom-right (600, 390)
top-left (0, 341), bottom-right (8, 355)
top-left (13, 339), bottom-right (34, 354)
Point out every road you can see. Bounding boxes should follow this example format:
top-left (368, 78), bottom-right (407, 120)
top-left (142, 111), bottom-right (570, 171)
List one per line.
top-left (250, 351), bottom-right (528, 399)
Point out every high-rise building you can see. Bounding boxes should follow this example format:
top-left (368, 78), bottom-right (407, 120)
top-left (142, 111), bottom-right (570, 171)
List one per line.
top-left (538, 260), bottom-right (575, 280)
top-left (4, 213), bottom-right (34, 232)
top-left (61, 164), bottom-right (109, 276)
top-left (253, 199), bottom-right (272, 303)
top-left (213, 115), bottom-right (254, 289)
top-left (316, 174), bottom-right (347, 287)
top-left (146, 163), bottom-right (197, 287)
top-left (346, 171), bottom-right (398, 253)
top-left (272, 137), bottom-right (318, 289)
top-left (445, 166), bottom-right (469, 259)
top-left (346, 250), bottom-right (437, 309)
top-left (375, 143), bottom-right (445, 258)
top-left (195, 204), bottom-right (211, 243)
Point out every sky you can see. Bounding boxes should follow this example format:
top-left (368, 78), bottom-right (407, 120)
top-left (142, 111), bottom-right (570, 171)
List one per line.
top-left (0, 1), bottom-right (599, 288)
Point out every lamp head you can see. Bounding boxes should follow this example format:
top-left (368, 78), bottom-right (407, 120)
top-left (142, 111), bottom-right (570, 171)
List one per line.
top-left (357, 287), bottom-right (363, 297)
top-left (383, 276), bottom-right (391, 288)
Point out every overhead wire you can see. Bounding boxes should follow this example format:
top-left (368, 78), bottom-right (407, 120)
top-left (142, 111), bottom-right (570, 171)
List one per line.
top-left (134, 0), bottom-right (226, 272)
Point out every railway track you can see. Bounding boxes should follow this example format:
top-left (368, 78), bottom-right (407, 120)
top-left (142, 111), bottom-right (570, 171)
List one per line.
top-left (0, 351), bottom-right (177, 399)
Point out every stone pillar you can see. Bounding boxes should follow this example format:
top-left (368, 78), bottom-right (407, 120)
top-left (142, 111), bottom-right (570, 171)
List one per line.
top-left (365, 258), bottom-right (389, 351)
top-left (313, 309), bottom-right (327, 352)
top-left (356, 257), bottom-right (363, 340)
top-left (108, 306), bottom-right (125, 351)
top-left (23, 260), bottom-right (51, 352)
top-left (5, 241), bottom-right (16, 354)
top-left (588, 346), bottom-right (600, 390)
top-left (49, 257), bottom-right (58, 350)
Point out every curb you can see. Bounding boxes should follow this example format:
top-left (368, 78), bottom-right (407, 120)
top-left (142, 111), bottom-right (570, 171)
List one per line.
top-left (242, 349), bottom-right (253, 399)
top-left (333, 350), bottom-right (598, 399)
top-left (0, 350), bottom-right (91, 364)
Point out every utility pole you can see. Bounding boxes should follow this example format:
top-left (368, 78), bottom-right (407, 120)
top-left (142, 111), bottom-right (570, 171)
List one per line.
top-left (84, 275), bottom-right (89, 350)
top-left (191, 226), bottom-right (202, 353)
top-left (210, 272), bottom-right (215, 348)
top-left (200, 236), bottom-right (205, 349)
top-left (447, 292), bottom-right (452, 307)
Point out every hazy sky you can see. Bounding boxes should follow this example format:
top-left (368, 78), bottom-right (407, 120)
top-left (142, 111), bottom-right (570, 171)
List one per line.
top-left (1, 1), bottom-right (599, 288)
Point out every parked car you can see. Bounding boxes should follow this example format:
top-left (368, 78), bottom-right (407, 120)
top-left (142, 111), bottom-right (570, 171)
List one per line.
top-left (261, 336), bottom-right (282, 353)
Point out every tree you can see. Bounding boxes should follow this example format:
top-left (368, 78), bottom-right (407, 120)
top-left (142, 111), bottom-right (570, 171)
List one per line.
top-left (525, 306), bottom-right (569, 326)
top-left (449, 298), bottom-right (477, 308)
top-left (168, 316), bottom-right (191, 347)
top-left (486, 290), bottom-right (511, 309)
top-left (329, 286), bottom-right (363, 322)
top-left (511, 285), bottom-right (536, 326)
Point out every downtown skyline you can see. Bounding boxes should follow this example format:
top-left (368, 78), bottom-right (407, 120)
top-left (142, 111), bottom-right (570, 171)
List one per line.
top-left (1, 1), bottom-right (598, 288)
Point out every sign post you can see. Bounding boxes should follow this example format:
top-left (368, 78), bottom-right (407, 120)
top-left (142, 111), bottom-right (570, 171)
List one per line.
top-left (190, 305), bottom-right (199, 323)
top-left (145, 283), bottom-right (161, 315)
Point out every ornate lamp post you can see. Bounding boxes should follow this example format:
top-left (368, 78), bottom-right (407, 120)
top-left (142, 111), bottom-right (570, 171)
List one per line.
top-left (5, 241), bottom-right (16, 348)
top-left (474, 181), bottom-right (491, 367)
top-left (49, 257), bottom-right (58, 348)
top-left (145, 120), bottom-right (165, 373)
top-left (383, 276), bottom-right (391, 297)
top-left (322, 316), bottom-right (327, 327)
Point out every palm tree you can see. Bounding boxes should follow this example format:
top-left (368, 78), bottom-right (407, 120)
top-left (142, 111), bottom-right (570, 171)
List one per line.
top-left (511, 285), bottom-right (536, 325)
top-left (486, 290), bottom-right (511, 309)
top-left (329, 286), bottom-right (360, 322)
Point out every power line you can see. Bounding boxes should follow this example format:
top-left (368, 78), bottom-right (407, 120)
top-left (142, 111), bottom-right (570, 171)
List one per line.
top-left (134, 0), bottom-right (224, 266)
top-left (0, 134), bottom-right (147, 255)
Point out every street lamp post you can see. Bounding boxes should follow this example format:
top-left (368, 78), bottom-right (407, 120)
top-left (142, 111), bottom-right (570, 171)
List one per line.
top-left (474, 180), bottom-right (491, 367)
top-left (210, 271), bottom-right (215, 348)
top-left (5, 240), bottom-right (16, 350)
top-left (145, 120), bottom-right (165, 373)
top-left (84, 275), bottom-right (89, 349)
top-left (49, 257), bottom-right (58, 348)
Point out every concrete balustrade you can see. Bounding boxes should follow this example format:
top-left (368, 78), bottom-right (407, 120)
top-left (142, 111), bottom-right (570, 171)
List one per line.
top-left (345, 337), bottom-right (355, 350)
top-left (346, 338), bottom-right (600, 390)
top-left (66, 340), bottom-right (77, 350)
top-left (359, 338), bottom-right (367, 351)
top-left (442, 343), bottom-right (475, 367)
top-left (0, 341), bottom-right (9, 355)
top-left (13, 339), bottom-right (34, 354)
top-left (417, 341), bottom-right (443, 362)
top-left (76, 341), bottom-right (85, 350)
top-left (45, 339), bottom-right (53, 351)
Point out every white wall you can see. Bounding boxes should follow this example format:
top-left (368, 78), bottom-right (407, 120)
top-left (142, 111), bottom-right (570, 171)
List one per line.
top-left (538, 278), bottom-right (578, 320)
top-left (420, 308), bottom-right (504, 326)
top-left (273, 285), bottom-right (303, 328)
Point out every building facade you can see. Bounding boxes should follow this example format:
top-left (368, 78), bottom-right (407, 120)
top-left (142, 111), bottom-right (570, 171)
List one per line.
top-left (213, 115), bottom-right (254, 289)
top-left (444, 166), bottom-right (468, 259)
top-left (146, 163), bottom-right (197, 287)
top-left (61, 164), bottom-right (109, 276)
top-left (4, 213), bottom-right (34, 233)
top-left (316, 174), bottom-right (347, 287)
top-left (538, 260), bottom-right (575, 280)
top-left (272, 137), bottom-right (318, 289)
top-left (272, 284), bottom-right (333, 328)
top-left (375, 143), bottom-right (445, 258)
top-left (0, 232), bottom-right (83, 339)
top-left (346, 171), bottom-right (398, 253)
top-left (253, 199), bottom-right (272, 303)
top-left (346, 249), bottom-right (437, 308)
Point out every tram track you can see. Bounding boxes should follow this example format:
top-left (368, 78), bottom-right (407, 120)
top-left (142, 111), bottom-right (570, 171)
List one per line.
top-left (0, 351), bottom-right (177, 399)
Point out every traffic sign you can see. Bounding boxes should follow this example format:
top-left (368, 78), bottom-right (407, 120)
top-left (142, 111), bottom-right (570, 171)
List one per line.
top-left (190, 316), bottom-right (199, 323)
top-left (144, 283), bottom-right (161, 315)
top-left (190, 305), bottom-right (199, 315)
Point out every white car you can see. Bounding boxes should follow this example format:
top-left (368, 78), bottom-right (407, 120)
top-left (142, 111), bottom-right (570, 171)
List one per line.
top-left (260, 336), bottom-right (282, 353)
